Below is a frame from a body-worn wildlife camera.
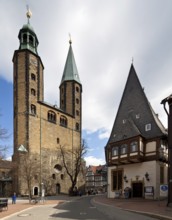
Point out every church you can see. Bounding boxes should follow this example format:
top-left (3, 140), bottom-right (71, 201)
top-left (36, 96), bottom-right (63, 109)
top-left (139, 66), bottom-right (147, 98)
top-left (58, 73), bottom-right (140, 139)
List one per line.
top-left (12, 9), bottom-right (84, 196)
top-left (105, 64), bottom-right (168, 199)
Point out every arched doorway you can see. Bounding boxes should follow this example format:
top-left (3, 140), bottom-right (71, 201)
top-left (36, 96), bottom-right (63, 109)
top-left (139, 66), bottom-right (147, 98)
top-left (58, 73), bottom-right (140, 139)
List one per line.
top-left (56, 184), bottom-right (60, 194)
top-left (33, 187), bottom-right (39, 196)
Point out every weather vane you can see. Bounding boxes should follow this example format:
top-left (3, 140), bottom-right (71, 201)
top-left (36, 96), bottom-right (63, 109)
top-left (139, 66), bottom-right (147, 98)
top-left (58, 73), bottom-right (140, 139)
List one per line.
top-left (69, 33), bottom-right (72, 44)
top-left (26, 5), bottom-right (32, 24)
top-left (132, 57), bottom-right (134, 64)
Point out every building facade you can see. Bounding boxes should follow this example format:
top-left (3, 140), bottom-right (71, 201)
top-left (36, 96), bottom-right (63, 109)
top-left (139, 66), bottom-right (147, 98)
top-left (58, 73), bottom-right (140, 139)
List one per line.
top-left (12, 11), bottom-right (84, 196)
top-left (85, 165), bottom-right (107, 194)
top-left (105, 64), bottom-right (168, 199)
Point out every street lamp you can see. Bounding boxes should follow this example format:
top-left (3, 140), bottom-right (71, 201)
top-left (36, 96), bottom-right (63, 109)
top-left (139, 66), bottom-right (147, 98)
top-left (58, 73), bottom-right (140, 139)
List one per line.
top-left (161, 94), bottom-right (172, 207)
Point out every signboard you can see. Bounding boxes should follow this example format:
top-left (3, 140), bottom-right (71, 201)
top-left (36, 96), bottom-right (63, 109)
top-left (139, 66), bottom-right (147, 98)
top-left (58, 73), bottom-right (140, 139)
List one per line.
top-left (144, 186), bottom-right (154, 195)
top-left (160, 185), bottom-right (168, 197)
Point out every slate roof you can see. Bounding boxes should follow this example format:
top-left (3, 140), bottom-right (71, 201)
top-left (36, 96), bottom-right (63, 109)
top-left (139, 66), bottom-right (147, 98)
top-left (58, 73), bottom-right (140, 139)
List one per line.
top-left (107, 64), bottom-right (167, 145)
top-left (60, 43), bottom-right (81, 85)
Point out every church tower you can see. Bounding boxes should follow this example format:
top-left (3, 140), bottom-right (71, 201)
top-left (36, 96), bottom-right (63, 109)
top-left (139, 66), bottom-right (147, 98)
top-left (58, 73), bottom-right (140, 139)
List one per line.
top-left (13, 9), bottom-right (44, 155)
top-left (12, 9), bottom-right (83, 195)
top-left (60, 39), bottom-right (82, 131)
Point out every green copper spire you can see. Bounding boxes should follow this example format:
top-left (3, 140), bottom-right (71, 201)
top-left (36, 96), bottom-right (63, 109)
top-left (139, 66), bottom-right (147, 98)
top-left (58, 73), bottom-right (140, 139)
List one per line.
top-left (61, 40), bottom-right (81, 85)
top-left (18, 7), bottom-right (39, 55)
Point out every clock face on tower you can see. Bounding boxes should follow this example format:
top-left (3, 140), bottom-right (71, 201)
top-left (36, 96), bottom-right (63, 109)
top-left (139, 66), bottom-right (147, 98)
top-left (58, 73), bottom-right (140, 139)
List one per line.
top-left (30, 58), bottom-right (38, 67)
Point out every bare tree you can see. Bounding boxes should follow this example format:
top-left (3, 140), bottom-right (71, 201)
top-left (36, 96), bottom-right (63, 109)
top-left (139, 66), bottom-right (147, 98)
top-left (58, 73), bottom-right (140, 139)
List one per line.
top-left (0, 127), bottom-right (10, 159)
top-left (20, 154), bottom-right (40, 202)
top-left (58, 139), bottom-right (87, 195)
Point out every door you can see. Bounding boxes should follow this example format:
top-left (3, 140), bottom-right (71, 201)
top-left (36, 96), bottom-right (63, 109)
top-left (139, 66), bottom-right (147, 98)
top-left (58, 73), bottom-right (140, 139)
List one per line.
top-left (132, 182), bottom-right (143, 197)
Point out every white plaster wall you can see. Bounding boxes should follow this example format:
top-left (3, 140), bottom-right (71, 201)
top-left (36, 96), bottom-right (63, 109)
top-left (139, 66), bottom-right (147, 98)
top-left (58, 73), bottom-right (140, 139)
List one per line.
top-left (146, 141), bottom-right (156, 152)
top-left (107, 161), bottom-right (162, 199)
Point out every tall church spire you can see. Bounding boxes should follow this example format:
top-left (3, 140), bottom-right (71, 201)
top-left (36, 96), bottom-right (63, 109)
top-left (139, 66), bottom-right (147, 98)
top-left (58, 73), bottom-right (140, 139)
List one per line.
top-left (60, 40), bottom-right (81, 85)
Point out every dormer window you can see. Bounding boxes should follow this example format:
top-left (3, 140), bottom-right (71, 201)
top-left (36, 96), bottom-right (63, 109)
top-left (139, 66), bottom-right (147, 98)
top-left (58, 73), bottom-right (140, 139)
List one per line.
top-left (145, 123), bottom-right (151, 131)
top-left (122, 119), bottom-right (126, 124)
top-left (136, 114), bottom-right (140, 119)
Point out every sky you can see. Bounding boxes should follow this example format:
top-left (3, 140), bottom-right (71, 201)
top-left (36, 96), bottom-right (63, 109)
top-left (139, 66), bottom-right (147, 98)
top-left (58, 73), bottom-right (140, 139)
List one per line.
top-left (0, 0), bottom-right (172, 166)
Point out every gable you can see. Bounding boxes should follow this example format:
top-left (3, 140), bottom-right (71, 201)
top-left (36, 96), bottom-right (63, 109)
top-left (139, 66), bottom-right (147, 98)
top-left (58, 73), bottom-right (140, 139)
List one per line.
top-left (107, 64), bottom-right (167, 145)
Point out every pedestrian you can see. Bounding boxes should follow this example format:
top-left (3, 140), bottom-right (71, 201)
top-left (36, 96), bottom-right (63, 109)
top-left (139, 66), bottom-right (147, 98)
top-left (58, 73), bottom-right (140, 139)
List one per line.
top-left (12, 192), bottom-right (17, 204)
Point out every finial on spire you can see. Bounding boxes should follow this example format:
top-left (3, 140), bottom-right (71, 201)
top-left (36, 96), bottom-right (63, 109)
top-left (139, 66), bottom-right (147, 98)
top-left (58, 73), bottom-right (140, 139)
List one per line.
top-left (26, 5), bottom-right (32, 24)
top-left (132, 57), bottom-right (134, 64)
top-left (69, 33), bottom-right (72, 45)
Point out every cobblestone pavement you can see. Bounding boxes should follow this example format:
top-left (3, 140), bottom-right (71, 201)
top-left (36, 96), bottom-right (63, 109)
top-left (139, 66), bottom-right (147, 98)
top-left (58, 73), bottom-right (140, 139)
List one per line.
top-left (0, 199), bottom-right (64, 219)
top-left (1, 195), bottom-right (172, 220)
top-left (93, 195), bottom-right (172, 220)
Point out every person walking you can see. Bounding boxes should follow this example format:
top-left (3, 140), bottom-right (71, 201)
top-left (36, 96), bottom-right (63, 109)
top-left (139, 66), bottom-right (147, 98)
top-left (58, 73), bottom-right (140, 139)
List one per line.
top-left (12, 192), bottom-right (17, 204)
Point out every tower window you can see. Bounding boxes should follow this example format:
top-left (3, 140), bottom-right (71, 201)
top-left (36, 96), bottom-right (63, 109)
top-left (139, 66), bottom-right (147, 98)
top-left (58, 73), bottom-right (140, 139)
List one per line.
top-left (31, 104), bottom-right (36, 115)
top-left (48, 111), bottom-right (56, 123)
top-left (76, 110), bottom-right (79, 116)
top-left (31, 73), bottom-right (36, 81)
top-left (75, 123), bottom-right (79, 131)
top-left (76, 98), bottom-right (79, 104)
top-left (23, 34), bottom-right (27, 43)
top-left (60, 116), bottom-right (67, 127)
top-left (31, 88), bottom-right (36, 96)
top-left (57, 138), bottom-right (60, 144)
top-left (76, 86), bottom-right (79, 92)
top-left (52, 174), bottom-right (56, 179)
top-left (29, 35), bottom-right (34, 46)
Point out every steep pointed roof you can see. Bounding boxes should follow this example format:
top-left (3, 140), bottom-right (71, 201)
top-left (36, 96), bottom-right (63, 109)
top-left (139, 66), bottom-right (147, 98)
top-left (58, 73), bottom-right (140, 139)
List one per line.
top-left (107, 64), bottom-right (167, 144)
top-left (60, 42), bottom-right (81, 85)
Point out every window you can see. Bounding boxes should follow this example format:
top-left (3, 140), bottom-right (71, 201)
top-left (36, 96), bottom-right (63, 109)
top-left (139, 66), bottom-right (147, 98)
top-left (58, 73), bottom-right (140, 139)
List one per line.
top-left (112, 146), bottom-right (119, 156)
top-left (76, 110), bottom-right (79, 116)
top-left (130, 141), bottom-right (138, 152)
top-left (76, 86), bottom-right (79, 92)
top-left (76, 123), bottom-right (79, 131)
top-left (61, 174), bottom-right (64, 180)
top-left (31, 88), bottom-right (36, 96)
top-left (57, 138), bottom-right (60, 144)
top-left (145, 123), bottom-right (151, 131)
top-left (122, 119), bottom-right (126, 124)
top-left (52, 174), bottom-right (56, 179)
top-left (54, 164), bottom-right (62, 173)
top-left (31, 104), bottom-right (36, 115)
top-left (136, 114), bottom-right (140, 119)
top-left (60, 116), bottom-right (67, 127)
top-left (31, 73), bottom-right (36, 81)
top-left (112, 170), bottom-right (122, 191)
top-left (29, 35), bottom-right (33, 46)
top-left (48, 111), bottom-right (56, 123)
top-left (121, 144), bottom-right (128, 154)
top-left (23, 34), bottom-right (27, 43)
top-left (76, 98), bottom-right (79, 104)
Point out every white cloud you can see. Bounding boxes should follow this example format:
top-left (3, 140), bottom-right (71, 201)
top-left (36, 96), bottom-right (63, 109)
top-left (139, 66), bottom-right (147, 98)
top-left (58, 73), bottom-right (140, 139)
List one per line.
top-left (0, 0), bottom-right (171, 144)
top-left (84, 156), bottom-right (105, 167)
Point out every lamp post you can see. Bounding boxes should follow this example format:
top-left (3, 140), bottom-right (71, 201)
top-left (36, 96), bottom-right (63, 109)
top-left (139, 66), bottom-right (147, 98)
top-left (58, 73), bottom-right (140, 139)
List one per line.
top-left (161, 94), bottom-right (172, 206)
